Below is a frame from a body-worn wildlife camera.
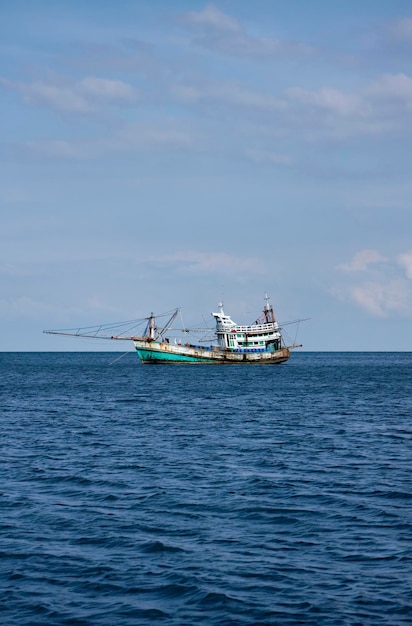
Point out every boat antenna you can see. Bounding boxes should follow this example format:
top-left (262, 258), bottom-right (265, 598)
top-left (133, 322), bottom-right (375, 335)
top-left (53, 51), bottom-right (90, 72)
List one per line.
top-left (220, 286), bottom-right (225, 307)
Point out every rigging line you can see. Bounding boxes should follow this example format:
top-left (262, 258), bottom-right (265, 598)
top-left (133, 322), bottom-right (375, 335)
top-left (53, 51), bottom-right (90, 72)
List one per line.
top-left (156, 308), bottom-right (180, 340)
top-left (46, 310), bottom-right (179, 336)
top-left (282, 328), bottom-right (292, 346)
top-left (201, 313), bottom-right (213, 333)
top-left (114, 322), bottom-right (146, 337)
top-left (179, 309), bottom-right (186, 333)
top-left (108, 350), bottom-right (133, 366)
top-left (52, 318), bottom-right (146, 333)
top-left (294, 321), bottom-right (300, 345)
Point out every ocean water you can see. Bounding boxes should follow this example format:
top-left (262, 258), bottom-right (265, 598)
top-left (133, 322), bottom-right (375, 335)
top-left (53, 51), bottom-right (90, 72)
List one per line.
top-left (1, 352), bottom-right (411, 625)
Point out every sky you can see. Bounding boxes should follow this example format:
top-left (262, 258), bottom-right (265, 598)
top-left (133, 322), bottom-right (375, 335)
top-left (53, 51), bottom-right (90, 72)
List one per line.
top-left (1, 0), bottom-right (412, 351)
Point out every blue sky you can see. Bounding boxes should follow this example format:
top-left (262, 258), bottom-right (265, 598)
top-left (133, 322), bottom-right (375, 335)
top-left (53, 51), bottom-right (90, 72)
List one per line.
top-left (1, 0), bottom-right (412, 351)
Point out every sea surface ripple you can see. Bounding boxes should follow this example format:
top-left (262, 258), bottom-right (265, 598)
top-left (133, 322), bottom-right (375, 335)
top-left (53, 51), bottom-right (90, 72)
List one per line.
top-left (1, 352), bottom-right (411, 625)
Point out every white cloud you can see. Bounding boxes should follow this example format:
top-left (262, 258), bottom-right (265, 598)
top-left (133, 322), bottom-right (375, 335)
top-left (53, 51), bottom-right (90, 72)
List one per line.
top-left (20, 121), bottom-right (196, 159)
top-left (150, 251), bottom-right (266, 276)
top-left (0, 75), bottom-right (138, 113)
top-left (105, 122), bottom-right (195, 150)
top-left (277, 74), bottom-right (412, 139)
top-left (287, 86), bottom-right (368, 117)
top-left (339, 249), bottom-right (387, 272)
top-left (201, 33), bottom-right (313, 58)
top-left (398, 251), bottom-right (412, 279)
top-left (244, 148), bottom-right (293, 166)
top-left (336, 250), bottom-right (412, 317)
top-left (21, 81), bottom-right (94, 112)
top-left (172, 81), bottom-right (285, 111)
top-left (23, 139), bottom-right (94, 159)
top-left (182, 4), bottom-right (240, 33)
top-left (80, 77), bottom-right (137, 101)
top-left (0, 263), bottom-right (30, 277)
top-left (366, 73), bottom-right (412, 101)
top-left (351, 280), bottom-right (412, 317)
top-left (172, 73), bottom-right (412, 143)
top-left (179, 4), bottom-right (314, 58)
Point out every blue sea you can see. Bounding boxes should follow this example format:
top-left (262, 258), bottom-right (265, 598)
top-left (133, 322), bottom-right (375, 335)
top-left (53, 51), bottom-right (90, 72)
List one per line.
top-left (1, 352), bottom-right (411, 625)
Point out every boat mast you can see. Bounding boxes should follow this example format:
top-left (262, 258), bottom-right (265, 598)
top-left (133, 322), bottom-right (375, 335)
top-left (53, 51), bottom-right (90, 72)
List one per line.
top-left (144, 313), bottom-right (156, 340)
top-left (143, 308), bottom-right (180, 342)
top-left (263, 292), bottom-right (275, 324)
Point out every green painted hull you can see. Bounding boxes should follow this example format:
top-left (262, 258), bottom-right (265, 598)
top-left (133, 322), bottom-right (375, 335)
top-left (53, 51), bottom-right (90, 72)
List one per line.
top-left (136, 348), bottom-right (215, 363)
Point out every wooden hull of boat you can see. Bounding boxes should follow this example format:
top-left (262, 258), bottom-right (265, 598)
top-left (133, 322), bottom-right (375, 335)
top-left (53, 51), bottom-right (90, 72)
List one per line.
top-left (134, 341), bottom-right (290, 364)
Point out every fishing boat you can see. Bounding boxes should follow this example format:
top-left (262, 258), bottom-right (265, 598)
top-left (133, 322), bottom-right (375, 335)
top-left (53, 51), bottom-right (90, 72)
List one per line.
top-left (44, 294), bottom-right (302, 364)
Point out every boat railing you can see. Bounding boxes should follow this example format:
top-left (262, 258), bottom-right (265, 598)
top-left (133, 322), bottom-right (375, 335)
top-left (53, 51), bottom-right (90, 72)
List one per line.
top-left (218, 322), bottom-right (278, 333)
